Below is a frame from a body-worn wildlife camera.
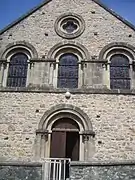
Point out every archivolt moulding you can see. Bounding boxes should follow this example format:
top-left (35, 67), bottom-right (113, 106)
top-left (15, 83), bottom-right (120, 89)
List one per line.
top-left (0, 41), bottom-right (38, 59)
top-left (38, 104), bottom-right (92, 132)
top-left (99, 42), bottom-right (135, 60)
top-left (47, 41), bottom-right (90, 60)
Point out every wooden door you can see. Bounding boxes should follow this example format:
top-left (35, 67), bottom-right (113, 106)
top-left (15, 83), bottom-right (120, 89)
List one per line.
top-left (66, 132), bottom-right (79, 161)
top-left (50, 131), bottom-right (66, 158)
top-left (50, 118), bottom-right (80, 160)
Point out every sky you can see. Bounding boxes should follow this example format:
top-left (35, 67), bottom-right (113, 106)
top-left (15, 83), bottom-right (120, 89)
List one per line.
top-left (0, 0), bottom-right (135, 30)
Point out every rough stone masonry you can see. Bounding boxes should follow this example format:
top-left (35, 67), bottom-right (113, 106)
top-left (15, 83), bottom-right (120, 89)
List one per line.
top-left (0, 1), bottom-right (135, 179)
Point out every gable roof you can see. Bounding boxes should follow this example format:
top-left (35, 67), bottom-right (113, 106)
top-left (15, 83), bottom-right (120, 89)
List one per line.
top-left (0, 0), bottom-right (135, 35)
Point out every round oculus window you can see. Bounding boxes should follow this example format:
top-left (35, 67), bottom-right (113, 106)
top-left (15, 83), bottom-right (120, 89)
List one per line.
top-left (55, 13), bottom-right (85, 39)
top-left (62, 19), bottom-right (78, 33)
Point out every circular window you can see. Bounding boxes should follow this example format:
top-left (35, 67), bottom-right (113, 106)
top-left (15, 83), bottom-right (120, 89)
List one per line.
top-left (55, 13), bottom-right (85, 39)
top-left (62, 19), bottom-right (78, 33)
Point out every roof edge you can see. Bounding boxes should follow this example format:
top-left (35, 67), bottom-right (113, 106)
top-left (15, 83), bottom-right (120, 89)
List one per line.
top-left (0, 0), bottom-right (52, 35)
top-left (93, 0), bottom-right (135, 31)
top-left (0, 0), bottom-right (135, 35)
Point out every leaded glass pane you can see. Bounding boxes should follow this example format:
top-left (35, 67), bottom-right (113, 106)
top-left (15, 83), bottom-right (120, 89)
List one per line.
top-left (7, 53), bottom-right (28, 87)
top-left (110, 79), bottom-right (130, 89)
top-left (110, 54), bottom-right (130, 89)
top-left (63, 20), bottom-right (78, 33)
top-left (58, 53), bottom-right (78, 88)
top-left (110, 67), bottom-right (129, 78)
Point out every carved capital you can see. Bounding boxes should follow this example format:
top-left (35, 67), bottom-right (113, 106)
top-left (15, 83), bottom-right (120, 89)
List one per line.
top-left (82, 134), bottom-right (91, 142)
top-left (0, 59), bottom-right (7, 67)
top-left (82, 130), bottom-right (95, 142)
top-left (132, 60), bottom-right (135, 71)
top-left (36, 129), bottom-right (49, 141)
top-left (79, 61), bottom-right (87, 69)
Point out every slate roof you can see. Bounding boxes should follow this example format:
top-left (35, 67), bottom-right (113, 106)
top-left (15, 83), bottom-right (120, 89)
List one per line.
top-left (0, 0), bottom-right (135, 35)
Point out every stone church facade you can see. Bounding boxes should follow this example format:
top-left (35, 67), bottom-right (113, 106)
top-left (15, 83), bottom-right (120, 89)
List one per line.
top-left (0, 0), bottom-right (135, 166)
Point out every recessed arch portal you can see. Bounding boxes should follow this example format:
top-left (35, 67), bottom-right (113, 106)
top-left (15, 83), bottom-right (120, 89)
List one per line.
top-left (36, 104), bottom-right (95, 161)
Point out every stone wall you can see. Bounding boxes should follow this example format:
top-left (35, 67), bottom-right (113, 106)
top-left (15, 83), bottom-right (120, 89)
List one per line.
top-left (70, 162), bottom-right (135, 180)
top-left (1, 161), bottom-right (135, 180)
top-left (0, 162), bottom-right (42, 180)
top-left (1, 0), bottom-right (135, 57)
top-left (0, 0), bottom-right (135, 88)
top-left (0, 92), bottom-right (135, 161)
top-left (0, 0), bottom-right (135, 171)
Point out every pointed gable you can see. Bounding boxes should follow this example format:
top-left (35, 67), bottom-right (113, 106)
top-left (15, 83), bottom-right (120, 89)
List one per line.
top-left (0, 0), bottom-right (135, 35)
top-left (0, 0), bottom-right (135, 61)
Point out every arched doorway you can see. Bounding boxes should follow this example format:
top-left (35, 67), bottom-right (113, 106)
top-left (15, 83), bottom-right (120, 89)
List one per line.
top-left (50, 118), bottom-right (79, 161)
top-left (36, 104), bottom-right (95, 161)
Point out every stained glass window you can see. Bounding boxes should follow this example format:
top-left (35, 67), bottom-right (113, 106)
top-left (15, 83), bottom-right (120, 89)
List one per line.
top-left (110, 54), bottom-right (130, 89)
top-left (62, 20), bottom-right (78, 33)
top-left (7, 53), bottom-right (28, 87)
top-left (58, 53), bottom-right (78, 88)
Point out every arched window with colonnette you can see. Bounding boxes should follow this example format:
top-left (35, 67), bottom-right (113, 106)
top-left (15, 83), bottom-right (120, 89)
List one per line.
top-left (47, 42), bottom-right (90, 89)
top-left (99, 42), bottom-right (135, 90)
top-left (0, 41), bottom-right (38, 87)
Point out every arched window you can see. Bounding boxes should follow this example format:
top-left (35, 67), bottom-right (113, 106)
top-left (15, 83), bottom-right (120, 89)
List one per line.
top-left (7, 53), bottom-right (28, 87)
top-left (57, 53), bottom-right (78, 88)
top-left (110, 54), bottom-right (130, 89)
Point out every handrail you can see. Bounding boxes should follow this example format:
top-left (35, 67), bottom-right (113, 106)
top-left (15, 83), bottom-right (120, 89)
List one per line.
top-left (42, 158), bottom-right (71, 180)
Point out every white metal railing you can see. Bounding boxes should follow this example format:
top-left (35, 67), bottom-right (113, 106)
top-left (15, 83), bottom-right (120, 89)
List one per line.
top-left (42, 158), bottom-right (70, 180)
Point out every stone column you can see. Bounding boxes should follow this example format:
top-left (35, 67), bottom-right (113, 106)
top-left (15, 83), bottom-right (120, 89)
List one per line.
top-left (41, 135), bottom-right (46, 158)
top-left (53, 62), bottom-right (58, 88)
top-left (78, 62), bottom-right (83, 88)
top-left (49, 62), bottom-right (54, 86)
top-left (82, 130), bottom-right (95, 161)
top-left (2, 61), bottom-right (8, 87)
top-left (82, 134), bottom-right (90, 161)
top-left (47, 132), bottom-right (52, 158)
top-left (28, 61), bottom-right (35, 85)
top-left (81, 62), bottom-right (87, 88)
top-left (35, 130), bottom-right (48, 159)
top-left (102, 61), bottom-right (110, 88)
top-left (0, 62), bottom-right (5, 86)
top-left (35, 133), bottom-right (42, 159)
